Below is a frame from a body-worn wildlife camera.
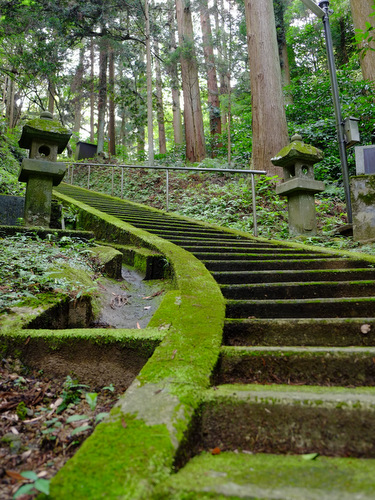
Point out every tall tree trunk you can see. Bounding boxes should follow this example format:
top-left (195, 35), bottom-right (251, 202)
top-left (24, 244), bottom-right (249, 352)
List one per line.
top-left (175, 0), bottom-right (206, 162)
top-left (48, 79), bottom-right (55, 115)
top-left (167, 3), bottom-right (183, 145)
top-left (350, 0), bottom-right (375, 83)
top-left (137, 125), bottom-right (145, 158)
top-left (97, 34), bottom-right (108, 154)
top-left (6, 76), bottom-right (15, 129)
top-left (154, 42), bottom-right (167, 154)
top-left (199, 0), bottom-right (222, 144)
top-left (72, 47), bottom-right (85, 137)
top-left (244, 0), bottom-right (288, 176)
top-left (108, 46), bottom-right (116, 157)
top-left (218, 0), bottom-right (229, 127)
top-left (227, 0), bottom-right (233, 165)
top-left (90, 40), bottom-right (96, 143)
top-left (145, 0), bottom-right (154, 164)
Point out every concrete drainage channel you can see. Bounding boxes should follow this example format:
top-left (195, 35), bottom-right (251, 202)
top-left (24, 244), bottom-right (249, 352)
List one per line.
top-left (39, 184), bottom-right (375, 497)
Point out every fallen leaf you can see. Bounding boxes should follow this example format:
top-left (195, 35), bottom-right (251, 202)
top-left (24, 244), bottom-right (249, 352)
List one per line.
top-left (171, 349), bottom-right (177, 360)
top-left (24, 336), bottom-right (31, 345)
top-left (6, 470), bottom-right (25, 481)
top-left (136, 322), bottom-right (141, 329)
top-left (211, 447), bottom-right (221, 455)
top-left (50, 397), bottom-right (64, 411)
top-left (361, 324), bottom-right (371, 334)
top-left (21, 450), bottom-right (32, 460)
top-left (122, 419), bottom-right (127, 429)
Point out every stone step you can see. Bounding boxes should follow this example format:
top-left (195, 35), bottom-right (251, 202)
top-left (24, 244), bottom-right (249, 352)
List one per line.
top-left (223, 318), bottom-right (375, 347)
top-left (214, 345), bottom-right (375, 386)
top-left (199, 384), bottom-right (375, 457)
top-left (167, 237), bottom-right (266, 246)
top-left (226, 297), bottom-right (375, 319)
top-left (157, 451), bottom-right (375, 500)
top-left (204, 258), bottom-right (371, 272)
top-left (212, 268), bottom-right (375, 284)
top-left (181, 244), bottom-right (315, 254)
top-left (194, 251), bottom-right (334, 261)
top-left (220, 281), bottom-right (375, 300)
top-left (145, 228), bottom-right (236, 239)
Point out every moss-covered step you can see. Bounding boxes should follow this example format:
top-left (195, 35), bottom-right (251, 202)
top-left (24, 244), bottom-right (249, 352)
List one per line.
top-left (0, 225), bottom-right (94, 241)
top-left (171, 240), bottom-right (277, 249)
top-left (154, 451), bottom-right (375, 500)
top-left (204, 258), bottom-right (372, 272)
top-left (97, 242), bottom-right (166, 279)
top-left (0, 294), bottom-right (93, 332)
top-left (0, 328), bottom-right (164, 387)
top-left (192, 251), bottom-right (334, 261)
top-left (214, 345), bottom-right (375, 386)
top-left (198, 384), bottom-right (375, 457)
top-left (226, 296), bottom-right (375, 318)
top-left (142, 228), bottom-right (238, 240)
top-left (223, 318), bottom-right (375, 347)
top-left (221, 280), bottom-right (375, 300)
top-left (180, 244), bottom-right (315, 253)
top-left (212, 268), bottom-right (375, 284)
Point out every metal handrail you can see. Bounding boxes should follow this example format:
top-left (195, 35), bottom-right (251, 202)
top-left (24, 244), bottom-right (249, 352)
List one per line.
top-left (65, 162), bottom-right (266, 237)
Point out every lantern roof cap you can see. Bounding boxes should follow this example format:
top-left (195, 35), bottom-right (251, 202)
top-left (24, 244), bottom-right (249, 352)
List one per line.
top-left (18, 112), bottom-right (71, 153)
top-left (271, 134), bottom-right (324, 167)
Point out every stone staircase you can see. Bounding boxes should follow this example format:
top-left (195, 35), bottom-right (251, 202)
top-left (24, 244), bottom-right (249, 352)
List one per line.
top-left (55, 184), bottom-right (375, 498)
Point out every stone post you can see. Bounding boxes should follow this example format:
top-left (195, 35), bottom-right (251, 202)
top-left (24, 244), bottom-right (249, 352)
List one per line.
top-left (271, 134), bottom-right (325, 236)
top-left (18, 111), bottom-right (71, 227)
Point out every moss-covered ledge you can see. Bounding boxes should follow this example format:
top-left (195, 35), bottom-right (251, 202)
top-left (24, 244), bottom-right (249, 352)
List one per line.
top-left (0, 328), bottom-right (165, 388)
top-left (45, 190), bottom-right (226, 499)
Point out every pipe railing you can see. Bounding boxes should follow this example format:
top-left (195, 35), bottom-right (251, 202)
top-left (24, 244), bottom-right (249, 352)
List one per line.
top-left (65, 162), bottom-right (266, 237)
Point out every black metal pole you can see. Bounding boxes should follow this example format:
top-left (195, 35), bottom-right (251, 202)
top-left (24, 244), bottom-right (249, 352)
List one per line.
top-left (319, 0), bottom-right (352, 223)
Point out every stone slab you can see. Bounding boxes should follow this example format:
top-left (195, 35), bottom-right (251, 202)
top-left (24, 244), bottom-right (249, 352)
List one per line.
top-left (18, 158), bottom-right (67, 186)
top-left (276, 177), bottom-right (325, 195)
top-left (0, 195), bottom-right (24, 225)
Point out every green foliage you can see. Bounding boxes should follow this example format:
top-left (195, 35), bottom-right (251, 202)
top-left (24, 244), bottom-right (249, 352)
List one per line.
top-left (0, 233), bottom-right (97, 311)
top-left (14, 471), bottom-right (50, 498)
top-left (354, 0), bottom-right (375, 56)
top-left (57, 375), bottom-right (89, 414)
top-left (16, 401), bottom-right (28, 420)
top-left (286, 66), bottom-right (375, 181)
top-left (0, 129), bottom-right (26, 196)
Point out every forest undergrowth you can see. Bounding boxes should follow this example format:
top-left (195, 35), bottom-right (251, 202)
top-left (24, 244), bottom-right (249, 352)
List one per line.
top-left (66, 157), bottom-right (375, 255)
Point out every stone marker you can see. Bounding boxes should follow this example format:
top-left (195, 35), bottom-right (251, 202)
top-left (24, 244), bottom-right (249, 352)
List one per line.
top-left (350, 174), bottom-right (375, 242)
top-left (272, 134), bottom-right (325, 236)
top-left (18, 111), bottom-right (71, 227)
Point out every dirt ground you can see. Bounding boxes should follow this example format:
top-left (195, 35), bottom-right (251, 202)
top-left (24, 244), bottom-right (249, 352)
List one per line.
top-left (0, 356), bottom-right (125, 499)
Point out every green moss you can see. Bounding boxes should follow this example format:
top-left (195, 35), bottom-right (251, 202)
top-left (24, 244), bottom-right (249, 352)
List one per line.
top-left (155, 452), bottom-right (375, 499)
top-left (25, 118), bottom-right (69, 135)
top-left (50, 417), bottom-right (174, 500)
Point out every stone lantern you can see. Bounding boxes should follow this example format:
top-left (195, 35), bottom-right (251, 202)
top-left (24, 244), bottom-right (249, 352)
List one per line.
top-left (271, 134), bottom-right (325, 236)
top-left (18, 111), bottom-right (71, 227)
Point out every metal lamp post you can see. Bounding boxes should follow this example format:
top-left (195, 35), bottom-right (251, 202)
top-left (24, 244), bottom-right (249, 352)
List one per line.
top-left (300, 0), bottom-right (353, 223)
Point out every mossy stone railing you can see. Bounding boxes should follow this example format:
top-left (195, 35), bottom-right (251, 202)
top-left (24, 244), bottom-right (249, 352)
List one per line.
top-left (46, 188), bottom-right (225, 498)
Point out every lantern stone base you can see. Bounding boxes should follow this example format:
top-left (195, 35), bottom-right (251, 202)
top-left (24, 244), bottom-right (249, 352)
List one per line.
top-left (350, 174), bottom-right (375, 243)
top-left (18, 158), bottom-right (66, 227)
top-left (276, 179), bottom-right (325, 236)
